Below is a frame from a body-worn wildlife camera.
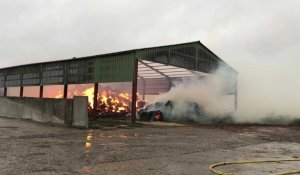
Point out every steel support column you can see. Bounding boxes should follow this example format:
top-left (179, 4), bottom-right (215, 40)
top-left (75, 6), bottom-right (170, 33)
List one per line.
top-left (63, 84), bottom-right (68, 99)
top-left (93, 83), bottom-right (99, 120)
top-left (39, 64), bottom-right (43, 98)
top-left (131, 58), bottom-right (138, 123)
top-left (39, 86), bottom-right (43, 98)
top-left (4, 87), bottom-right (7, 97)
top-left (20, 86), bottom-right (23, 97)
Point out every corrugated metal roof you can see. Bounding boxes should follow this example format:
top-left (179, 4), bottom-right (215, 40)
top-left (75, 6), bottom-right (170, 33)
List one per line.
top-left (0, 41), bottom-right (238, 87)
top-left (0, 41), bottom-right (237, 73)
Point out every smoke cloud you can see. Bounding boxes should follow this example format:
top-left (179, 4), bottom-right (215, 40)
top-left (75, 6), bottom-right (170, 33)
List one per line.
top-left (149, 64), bottom-right (300, 125)
top-left (149, 65), bottom-right (236, 123)
top-left (235, 56), bottom-right (300, 124)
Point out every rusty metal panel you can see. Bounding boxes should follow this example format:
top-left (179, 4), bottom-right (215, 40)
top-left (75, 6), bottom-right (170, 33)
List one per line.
top-left (94, 52), bottom-right (135, 83)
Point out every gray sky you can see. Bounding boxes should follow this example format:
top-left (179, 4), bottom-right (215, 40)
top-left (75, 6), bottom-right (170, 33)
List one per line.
top-left (1, 0), bottom-right (300, 118)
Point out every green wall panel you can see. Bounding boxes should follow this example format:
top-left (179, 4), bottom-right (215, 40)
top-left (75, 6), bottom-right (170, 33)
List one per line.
top-left (94, 53), bottom-right (135, 83)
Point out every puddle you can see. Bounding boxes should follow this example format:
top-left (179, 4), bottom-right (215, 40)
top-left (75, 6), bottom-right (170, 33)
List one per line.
top-left (98, 132), bottom-right (139, 139)
top-left (84, 131), bottom-right (140, 151)
top-left (85, 130), bottom-right (93, 149)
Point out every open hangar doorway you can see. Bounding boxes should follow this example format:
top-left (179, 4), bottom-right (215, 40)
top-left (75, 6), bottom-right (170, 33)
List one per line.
top-left (135, 58), bottom-right (237, 123)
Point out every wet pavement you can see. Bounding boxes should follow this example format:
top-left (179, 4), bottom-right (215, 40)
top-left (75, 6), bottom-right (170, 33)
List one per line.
top-left (0, 117), bottom-right (299, 175)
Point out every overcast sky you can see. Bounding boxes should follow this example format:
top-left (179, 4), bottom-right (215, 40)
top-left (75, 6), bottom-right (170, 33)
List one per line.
top-left (0, 0), bottom-right (299, 118)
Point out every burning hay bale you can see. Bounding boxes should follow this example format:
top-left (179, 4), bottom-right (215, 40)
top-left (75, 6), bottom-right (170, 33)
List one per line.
top-left (90, 91), bottom-right (145, 120)
top-left (62, 84), bottom-right (146, 120)
top-left (138, 109), bottom-right (163, 121)
top-left (138, 100), bottom-right (235, 124)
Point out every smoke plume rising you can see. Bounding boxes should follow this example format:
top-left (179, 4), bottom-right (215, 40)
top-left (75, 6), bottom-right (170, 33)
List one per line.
top-left (150, 65), bottom-right (300, 125)
top-left (150, 66), bottom-right (236, 123)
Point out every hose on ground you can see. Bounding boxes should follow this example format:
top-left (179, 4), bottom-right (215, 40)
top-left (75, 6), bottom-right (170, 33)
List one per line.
top-left (209, 159), bottom-right (300, 175)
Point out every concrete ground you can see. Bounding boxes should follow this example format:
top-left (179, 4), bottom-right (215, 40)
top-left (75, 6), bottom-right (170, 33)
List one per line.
top-left (0, 117), bottom-right (299, 175)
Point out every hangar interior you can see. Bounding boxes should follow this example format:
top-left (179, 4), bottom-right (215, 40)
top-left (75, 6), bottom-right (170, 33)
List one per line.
top-left (0, 41), bottom-right (238, 122)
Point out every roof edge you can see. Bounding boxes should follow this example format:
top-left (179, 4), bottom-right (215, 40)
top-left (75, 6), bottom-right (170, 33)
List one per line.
top-left (0, 40), bottom-right (237, 74)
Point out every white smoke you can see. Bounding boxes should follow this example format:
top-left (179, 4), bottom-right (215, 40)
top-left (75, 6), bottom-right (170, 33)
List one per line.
top-left (149, 64), bottom-right (300, 125)
top-left (151, 65), bottom-right (237, 123)
top-left (235, 56), bottom-right (300, 124)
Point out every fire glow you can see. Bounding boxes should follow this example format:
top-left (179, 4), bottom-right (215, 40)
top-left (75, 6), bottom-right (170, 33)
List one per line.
top-left (53, 85), bottom-right (145, 117)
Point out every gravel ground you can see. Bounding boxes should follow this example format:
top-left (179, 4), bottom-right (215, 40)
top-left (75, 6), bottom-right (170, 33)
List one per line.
top-left (0, 117), bottom-right (299, 175)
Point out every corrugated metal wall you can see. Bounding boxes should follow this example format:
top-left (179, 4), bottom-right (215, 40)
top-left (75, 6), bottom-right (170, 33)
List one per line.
top-left (67, 59), bottom-right (94, 84)
top-left (94, 52), bottom-right (135, 83)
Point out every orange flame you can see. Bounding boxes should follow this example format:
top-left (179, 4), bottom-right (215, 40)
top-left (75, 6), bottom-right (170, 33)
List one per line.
top-left (55, 91), bottom-right (64, 98)
top-left (54, 86), bottom-right (146, 116)
top-left (82, 87), bottom-right (94, 107)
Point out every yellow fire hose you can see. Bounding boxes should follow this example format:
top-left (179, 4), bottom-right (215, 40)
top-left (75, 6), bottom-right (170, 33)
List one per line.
top-left (209, 159), bottom-right (300, 175)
